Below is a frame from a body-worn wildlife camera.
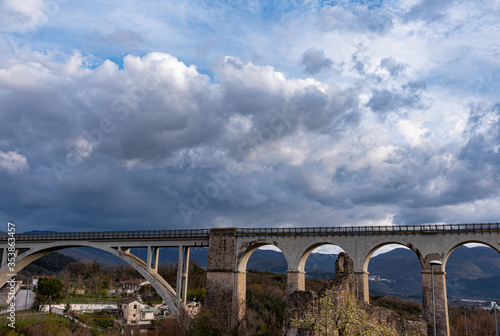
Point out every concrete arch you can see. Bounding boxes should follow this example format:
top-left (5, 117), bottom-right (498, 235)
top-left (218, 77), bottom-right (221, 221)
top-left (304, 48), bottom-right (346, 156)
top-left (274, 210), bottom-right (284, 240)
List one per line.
top-left (297, 242), bottom-right (347, 273)
top-left (443, 240), bottom-right (500, 272)
top-left (237, 242), bottom-right (289, 272)
top-left (0, 241), bottom-right (180, 315)
top-left (362, 241), bottom-right (423, 273)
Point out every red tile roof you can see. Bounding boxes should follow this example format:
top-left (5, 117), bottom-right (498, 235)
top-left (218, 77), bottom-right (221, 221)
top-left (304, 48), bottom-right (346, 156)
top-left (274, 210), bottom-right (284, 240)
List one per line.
top-left (121, 279), bottom-right (148, 285)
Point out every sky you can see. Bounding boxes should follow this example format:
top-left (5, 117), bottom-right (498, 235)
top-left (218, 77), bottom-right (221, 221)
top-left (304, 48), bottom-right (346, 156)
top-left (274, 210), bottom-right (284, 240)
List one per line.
top-left (1, 0), bottom-right (500, 233)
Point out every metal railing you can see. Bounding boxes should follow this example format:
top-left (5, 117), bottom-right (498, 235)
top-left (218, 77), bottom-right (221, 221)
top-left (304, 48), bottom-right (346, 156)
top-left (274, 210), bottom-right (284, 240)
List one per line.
top-left (235, 223), bottom-right (500, 236)
top-left (0, 223), bottom-right (498, 241)
top-left (0, 229), bottom-right (210, 241)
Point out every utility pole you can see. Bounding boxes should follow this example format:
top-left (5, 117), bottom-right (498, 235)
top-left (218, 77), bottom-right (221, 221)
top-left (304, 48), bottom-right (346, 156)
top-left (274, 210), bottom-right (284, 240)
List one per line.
top-left (494, 302), bottom-right (499, 336)
top-left (462, 306), bottom-right (468, 336)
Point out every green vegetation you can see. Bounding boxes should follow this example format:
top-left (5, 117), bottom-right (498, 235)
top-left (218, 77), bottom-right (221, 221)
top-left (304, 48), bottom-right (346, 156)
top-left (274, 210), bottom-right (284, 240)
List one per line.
top-left (186, 287), bottom-right (205, 304)
top-left (0, 313), bottom-right (95, 336)
top-left (78, 312), bottom-right (118, 332)
top-left (245, 270), bottom-right (287, 335)
top-left (291, 287), bottom-right (398, 336)
top-left (34, 277), bottom-right (64, 309)
top-left (370, 295), bottom-right (423, 321)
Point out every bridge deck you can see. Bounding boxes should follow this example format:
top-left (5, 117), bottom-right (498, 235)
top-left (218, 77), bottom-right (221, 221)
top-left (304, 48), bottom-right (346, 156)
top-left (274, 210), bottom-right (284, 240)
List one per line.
top-left (1, 223), bottom-right (499, 242)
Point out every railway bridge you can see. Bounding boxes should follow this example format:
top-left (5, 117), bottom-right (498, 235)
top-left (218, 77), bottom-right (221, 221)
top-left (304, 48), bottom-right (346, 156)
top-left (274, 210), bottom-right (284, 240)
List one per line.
top-left (1, 223), bottom-right (500, 336)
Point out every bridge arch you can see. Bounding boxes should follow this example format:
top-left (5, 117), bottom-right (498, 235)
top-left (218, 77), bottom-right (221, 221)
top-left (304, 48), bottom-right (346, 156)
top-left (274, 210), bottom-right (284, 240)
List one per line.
top-left (443, 240), bottom-right (500, 271)
top-left (297, 242), bottom-right (347, 273)
top-left (0, 241), bottom-right (180, 315)
top-left (362, 241), bottom-right (423, 273)
top-left (237, 242), bottom-right (289, 273)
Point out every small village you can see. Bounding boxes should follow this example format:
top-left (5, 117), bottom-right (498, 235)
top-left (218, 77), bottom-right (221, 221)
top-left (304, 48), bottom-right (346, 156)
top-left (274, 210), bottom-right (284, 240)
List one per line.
top-left (1, 274), bottom-right (201, 335)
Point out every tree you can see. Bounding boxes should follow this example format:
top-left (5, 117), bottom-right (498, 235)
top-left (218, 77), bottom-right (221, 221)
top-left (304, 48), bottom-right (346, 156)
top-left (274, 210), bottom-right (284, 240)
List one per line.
top-left (64, 302), bottom-right (71, 315)
top-left (34, 277), bottom-right (64, 313)
top-left (291, 287), bottom-right (397, 336)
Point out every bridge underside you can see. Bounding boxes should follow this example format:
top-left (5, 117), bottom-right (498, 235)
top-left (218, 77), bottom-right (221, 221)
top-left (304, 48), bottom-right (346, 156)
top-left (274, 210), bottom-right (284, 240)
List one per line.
top-left (0, 241), bottom-right (193, 317)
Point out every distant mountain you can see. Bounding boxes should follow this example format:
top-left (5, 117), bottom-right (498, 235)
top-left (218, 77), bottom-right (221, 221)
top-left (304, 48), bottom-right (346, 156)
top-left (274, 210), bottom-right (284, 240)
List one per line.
top-left (51, 245), bottom-right (500, 301)
top-left (58, 246), bottom-right (210, 266)
top-left (19, 252), bottom-right (76, 277)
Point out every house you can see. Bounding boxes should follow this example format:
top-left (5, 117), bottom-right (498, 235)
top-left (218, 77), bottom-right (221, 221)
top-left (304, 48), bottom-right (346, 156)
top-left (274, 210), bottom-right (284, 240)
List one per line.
top-left (140, 306), bottom-right (156, 321)
top-left (121, 279), bottom-right (149, 294)
top-left (75, 289), bottom-right (85, 295)
top-left (118, 299), bottom-right (157, 325)
top-left (185, 301), bottom-right (201, 316)
top-left (32, 275), bottom-right (56, 287)
top-left (155, 303), bottom-right (171, 316)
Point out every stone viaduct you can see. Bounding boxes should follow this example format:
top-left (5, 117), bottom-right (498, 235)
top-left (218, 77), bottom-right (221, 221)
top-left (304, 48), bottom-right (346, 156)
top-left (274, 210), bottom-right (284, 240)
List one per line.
top-left (1, 223), bottom-right (500, 336)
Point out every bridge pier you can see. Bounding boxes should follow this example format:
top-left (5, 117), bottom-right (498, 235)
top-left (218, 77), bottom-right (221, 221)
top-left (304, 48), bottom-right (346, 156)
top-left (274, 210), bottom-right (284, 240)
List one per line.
top-left (176, 246), bottom-right (190, 307)
top-left (205, 228), bottom-right (244, 327)
top-left (287, 270), bottom-right (305, 293)
top-left (422, 269), bottom-right (450, 336)
top-left (354, 271), bottom-right (369, 303)
top-left (152, 247), bottom-right (159, 274)
top-left (1, 248), bottom-right (7, 267)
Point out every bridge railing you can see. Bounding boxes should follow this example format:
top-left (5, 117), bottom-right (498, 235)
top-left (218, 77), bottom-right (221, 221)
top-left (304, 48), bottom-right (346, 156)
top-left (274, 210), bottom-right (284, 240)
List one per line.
top-left (1, 223), bottom-right (499, 241)
top-left (235, 223), bottom-right (500, 236)
top-left (0, 229), bottom-right (211, 241)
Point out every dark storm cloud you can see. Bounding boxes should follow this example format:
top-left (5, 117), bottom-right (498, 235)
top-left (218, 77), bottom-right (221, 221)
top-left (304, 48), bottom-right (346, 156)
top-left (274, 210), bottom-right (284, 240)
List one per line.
top-left (301, 48), bottom-right (333, 75)
top-left (0, 53), bottom-right (365, 231)
top-left (1, 49), bottom-right (500, 232)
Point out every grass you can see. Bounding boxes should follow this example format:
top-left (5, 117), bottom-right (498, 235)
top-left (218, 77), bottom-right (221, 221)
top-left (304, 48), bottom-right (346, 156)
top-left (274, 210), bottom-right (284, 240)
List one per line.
top-left (0, 312), bottom-right (68, 330)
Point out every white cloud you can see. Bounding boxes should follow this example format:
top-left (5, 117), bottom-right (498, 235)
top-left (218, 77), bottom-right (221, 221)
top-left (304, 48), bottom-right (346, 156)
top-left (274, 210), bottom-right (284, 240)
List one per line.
top-left (0, 150), bottom-right (29, 175)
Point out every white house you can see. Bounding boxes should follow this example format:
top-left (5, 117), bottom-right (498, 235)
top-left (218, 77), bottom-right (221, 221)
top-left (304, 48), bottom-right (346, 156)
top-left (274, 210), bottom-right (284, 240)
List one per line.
top-left (121, 279), bottom-right (149, 294)
top-left (118, 299), bottom-right (156, 325)
top-left (186, 301), bottom-right (201, 316)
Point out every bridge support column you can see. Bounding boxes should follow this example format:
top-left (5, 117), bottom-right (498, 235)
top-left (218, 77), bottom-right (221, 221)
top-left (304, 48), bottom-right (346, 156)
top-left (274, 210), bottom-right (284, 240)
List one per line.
top-left (151, 247), bottom-right (159, 274)
top-left (234, 271), bottom-right (246, 325)
top-left (354, 271), bottom-right (369, 303)
top-left (205, 228), bottom-right (242, 328)
top-left (287, 271), bottom-right (305, 293)
top-left (176, 246), bottom-right (190, 307)
top-left (146, 246), bottom-right (153, 273)
top-left (422, 270), bottom-right (450, 336)
top-left (1, 248), bottom-right (7, 267)
top-left (118, 247), bottom-right (130, 254)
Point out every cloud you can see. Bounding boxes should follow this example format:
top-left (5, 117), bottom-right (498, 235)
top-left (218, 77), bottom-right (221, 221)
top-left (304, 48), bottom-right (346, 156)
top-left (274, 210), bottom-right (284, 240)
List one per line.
top-left (318, 5), bottom-right (393, 34)
top-left (1, 1), bottom-right (500, 232)
top-left (301, 47), bottom-right (333, 75)
top-left (379, 57), bottom-right (406, 78)
top-left (404, 0), bottom-right (455, 22)
top-left (0, 150), bottom-right (29, 174)
top-left (366, 83), bottom-right (427, 116)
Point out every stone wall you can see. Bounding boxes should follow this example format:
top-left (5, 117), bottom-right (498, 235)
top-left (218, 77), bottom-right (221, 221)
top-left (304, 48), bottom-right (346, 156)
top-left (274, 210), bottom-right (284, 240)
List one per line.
top-left (283, 290), bottom-right (317, 336)
top-left (362, 303), bottom-right (427, 336)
